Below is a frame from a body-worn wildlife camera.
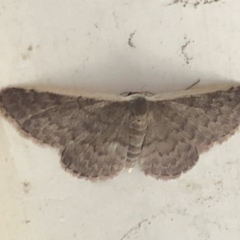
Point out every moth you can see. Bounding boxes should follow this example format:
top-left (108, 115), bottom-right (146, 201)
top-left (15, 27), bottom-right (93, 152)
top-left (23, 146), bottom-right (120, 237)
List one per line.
top-left (0, 84), bottom-right (239, 180)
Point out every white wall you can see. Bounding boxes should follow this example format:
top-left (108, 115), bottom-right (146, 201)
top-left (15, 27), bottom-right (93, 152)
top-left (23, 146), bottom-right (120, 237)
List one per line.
top-left (0, 0), bottom-right (240, 239)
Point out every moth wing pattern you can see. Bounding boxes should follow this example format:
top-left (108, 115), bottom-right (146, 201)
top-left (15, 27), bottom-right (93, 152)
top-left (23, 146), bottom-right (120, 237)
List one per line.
top-left (0, 88), bottom-right (130, 179)
top-left (140, 86), bottom-right (240, 179)
top-left (1, 85), bottom-right (240, 181)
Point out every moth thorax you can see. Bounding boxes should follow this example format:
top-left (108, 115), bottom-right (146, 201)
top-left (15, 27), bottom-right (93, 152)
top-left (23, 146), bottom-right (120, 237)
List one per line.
top-left (129, 95), bottom-right (148, 116)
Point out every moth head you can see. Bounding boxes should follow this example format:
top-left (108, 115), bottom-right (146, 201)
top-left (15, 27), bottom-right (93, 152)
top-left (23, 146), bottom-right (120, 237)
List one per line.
top-left (129, 95), bottom-right (148, 116)
top-left (121, 91), bottom-right (154, 97)
top-left (126, 91), bottom-right (141, 96)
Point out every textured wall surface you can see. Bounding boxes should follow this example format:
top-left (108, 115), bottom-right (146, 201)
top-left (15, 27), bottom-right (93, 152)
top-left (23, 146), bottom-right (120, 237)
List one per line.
top-left (0, 1), bottom-right (240, 239)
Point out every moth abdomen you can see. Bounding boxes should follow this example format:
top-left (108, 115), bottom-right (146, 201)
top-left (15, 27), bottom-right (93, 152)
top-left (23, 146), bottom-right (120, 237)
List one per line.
top-left (126, 117), bottom-right (147, 167)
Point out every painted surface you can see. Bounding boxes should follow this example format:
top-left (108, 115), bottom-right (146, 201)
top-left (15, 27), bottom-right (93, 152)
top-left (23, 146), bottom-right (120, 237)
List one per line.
top-left (0, 0), bottom-right (240, 239)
